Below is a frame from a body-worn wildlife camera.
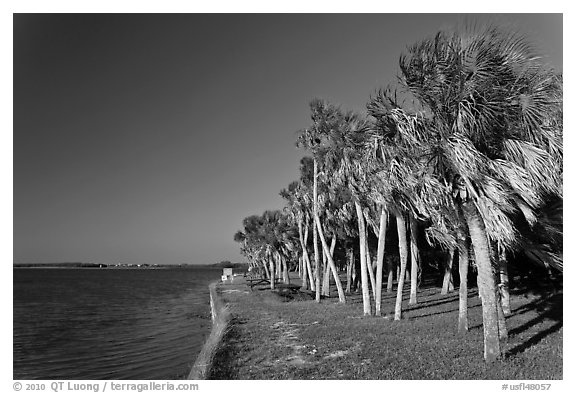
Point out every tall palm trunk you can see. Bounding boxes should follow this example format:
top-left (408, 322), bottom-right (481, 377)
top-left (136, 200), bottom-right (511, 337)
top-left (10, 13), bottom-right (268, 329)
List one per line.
top-left (300, 256), bottom-right (307, 290)
top-left (409, 216), bottom-right (420, 305)
top-left (457, 231), bottom-right (469, 334)
top-left (313, 160), bottom-right (321, 302)
top-left (365, 227), bottom-right (377, 301)
top-left (313, 218), bottom-right (320, 301)
top-left (441, 248), bottom-right (455, 294)
top-left (315, 218), bottom-right (346, 303)
top-left (463, 200), bottom-right (501, 362)
top-left (269, 256), bottom-right (275, 290)
top-left (496, 293), bottom-right (508, 340)
top-left (330, 235), bottom-right (336, 262)
top-left (322, 235), bottom-right (337, 296)
top-left (298, 219), bottom-right (309, 290)
top-left (321, 246), bottom-right (328, 296)
top-left (276, 255), bottom-right (282, 280)
top-left (386, 257), bottom-right (394, 293)
top-left (312, 158), bottom-right (346, 302)
top-left (394, 213), bottom-right (408, 321)
top-left (375, 208), bottom-right (388, 316)
top-left (355, 201), bottom-right (371, 315)
top-left (490, 242), bottom-right (508, 340)
top-left (351, 251), bottom-right (359, 292)
top-left (303, 224), bottom-right (315, 291)
top-left (497, 242), bottom-right (511, 315)
top-left (282, 255), bottom-right (290, 284)
top-left (263, 261), bottom-right (270, 279)
top-left (345, 248), bottom-right (353, 294)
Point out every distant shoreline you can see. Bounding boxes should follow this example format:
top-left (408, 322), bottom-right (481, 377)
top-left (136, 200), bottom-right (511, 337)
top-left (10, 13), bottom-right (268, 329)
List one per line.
top-left (13, 262), bottom-right (248, 269)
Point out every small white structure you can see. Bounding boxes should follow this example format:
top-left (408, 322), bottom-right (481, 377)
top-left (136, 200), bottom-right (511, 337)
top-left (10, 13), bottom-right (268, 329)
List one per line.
top-left (222, 268), bottom-right (233, 283)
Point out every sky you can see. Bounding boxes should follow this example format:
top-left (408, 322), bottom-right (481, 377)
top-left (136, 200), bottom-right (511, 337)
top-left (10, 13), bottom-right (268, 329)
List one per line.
top-left (13, 13), bottom-right (562, 265)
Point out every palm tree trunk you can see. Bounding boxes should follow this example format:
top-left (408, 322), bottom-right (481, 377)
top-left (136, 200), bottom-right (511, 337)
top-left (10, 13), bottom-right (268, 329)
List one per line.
top-left (441, 248), bottom-right (455, 294)
top-left (282, 256), bottom-right (290, 284)
top-left (409, 216), bottom-right (420, 305)
top-left (321, 236), bottom-right (335, 296)
top-left (498, 242), bottom-right (511, 315)
top-left (365, 226), bottom-right (377, 302)
top-left (303, 224), bottom-right (315, 291)
top-left (304, 252), bottom-right (313, 290)
top-left (351, 250), bottom-right (359, 292)
top-left (386, 257), bottom-right (394, 293)
top-left (315, 217), bottom-right (346, 303)
top-left (322, 235), bottom-right (337, 296)
top-left (463, 200), bottom-right (501, 362)
top-left (300, 255), bottom-right (308, 290)
top-left (497, 293), bottom-right (508, 340)
top-left (491, 242), bottom-right (508, 340)
top-left (457, 233), bottom-right (469, 334)
top-left (295, 250), bottom-right (301, 276)
top-left (375, 208), bottom-right (388, 316)
top-left (330, 235), bottom-right (336, 258)
top-left (355, 201), bottom-right (371, 315)
top-left (394, 212), bottom-right (408, 321)
top-left (263, 261), bottom-right (270, 280)
top-left (269, 256), bottom-right (275, 290)
top-left (276, 255), bottom-right (282, 280)
top-left (321, 245), bottom-right (329, 296)
top-left (313, 220), bottom-right (321, 301)
top-left (346, 248), bottom-right (353, 294)
top-left (313, 160), bottom-right (321, 303)
top-left (298, 220), bottom-right (309, 290)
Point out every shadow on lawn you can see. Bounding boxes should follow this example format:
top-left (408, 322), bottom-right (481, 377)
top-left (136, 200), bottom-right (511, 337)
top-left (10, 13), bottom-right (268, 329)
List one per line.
top-left (404, 295), bottom-right (460, 312)
top-left (408, 303), bottom-right (482, 320)
top-left (506, 292), bottom-right (563, 357)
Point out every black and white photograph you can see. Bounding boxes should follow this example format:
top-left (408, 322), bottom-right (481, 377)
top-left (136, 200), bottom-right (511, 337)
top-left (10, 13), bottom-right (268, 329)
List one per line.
top-left (11, 5), bottom-right (565, 387)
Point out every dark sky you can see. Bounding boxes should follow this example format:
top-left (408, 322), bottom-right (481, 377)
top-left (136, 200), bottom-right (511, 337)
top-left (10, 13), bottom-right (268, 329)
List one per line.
top-left (13, 14), bottom-right (562, 264)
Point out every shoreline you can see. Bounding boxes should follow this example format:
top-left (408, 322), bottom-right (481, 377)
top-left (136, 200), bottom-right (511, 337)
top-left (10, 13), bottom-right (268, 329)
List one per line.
top-left (188, 281), bottom-right (231, 380)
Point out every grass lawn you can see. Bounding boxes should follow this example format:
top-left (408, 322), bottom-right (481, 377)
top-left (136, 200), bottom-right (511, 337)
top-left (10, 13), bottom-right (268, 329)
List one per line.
top-left (208, 273), bottom-right (562, 380)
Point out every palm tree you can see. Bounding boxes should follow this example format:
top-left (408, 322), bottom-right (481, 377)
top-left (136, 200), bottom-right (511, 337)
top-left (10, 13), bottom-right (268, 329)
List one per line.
top-left (398, 26), bottom-right (563, 361)
top-left (441, 248), bottom-right (455, 295)
top-left (355, 201), bottom-right (371, 315)
top-left (313, 159), bottom-right (346, 303)
top-left (366, 88), bottom-right (432, 319)
top-left (456, 227), bottom-right (470, 334)
top-left (374, 207), bottom-right (388, 315)
top-left (363, 213), bottom-right (378, 301)
top-left (409, 216), bottom-right (421, 305)
top-left (297, 100), bottom-right (354, 304)
top-left (394, 211), bottom-right (409, 320)
top-left (280, 179), bottom-right (315, 291)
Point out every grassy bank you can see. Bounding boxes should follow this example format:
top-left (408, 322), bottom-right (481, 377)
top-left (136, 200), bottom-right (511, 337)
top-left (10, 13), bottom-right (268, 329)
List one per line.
top-left (208, 274), bottom-right (562, 379)
top-left (188, 282), bottom-right (231, 380)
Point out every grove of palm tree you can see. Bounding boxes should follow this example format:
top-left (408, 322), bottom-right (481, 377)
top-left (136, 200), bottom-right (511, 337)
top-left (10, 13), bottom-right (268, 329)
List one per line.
top-left (233, 25), bottom-right (562, 366)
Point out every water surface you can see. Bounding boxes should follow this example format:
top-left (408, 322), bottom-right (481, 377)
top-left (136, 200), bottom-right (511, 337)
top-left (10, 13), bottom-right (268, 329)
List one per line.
top-left (13, 267), bottom-right (221, 379)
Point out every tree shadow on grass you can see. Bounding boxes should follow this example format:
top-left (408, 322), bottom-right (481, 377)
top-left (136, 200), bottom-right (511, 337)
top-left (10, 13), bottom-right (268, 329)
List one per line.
top-left (468, 291), bottom-right (562, 356)
top-left (402, 295), bottom-right (460, 313)
top-left (506, 322), bottom-right (562, 357)
top-left (505, 292), bottom-right (562, 357)
top-left (511, 293), bottom-right (562, 320)
top-left (408, 303), bottom-right (482, 320)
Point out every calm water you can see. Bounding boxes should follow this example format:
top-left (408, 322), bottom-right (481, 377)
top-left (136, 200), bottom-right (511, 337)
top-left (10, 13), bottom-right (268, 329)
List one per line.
top-left (13, 267), bottom-right (222, 380)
